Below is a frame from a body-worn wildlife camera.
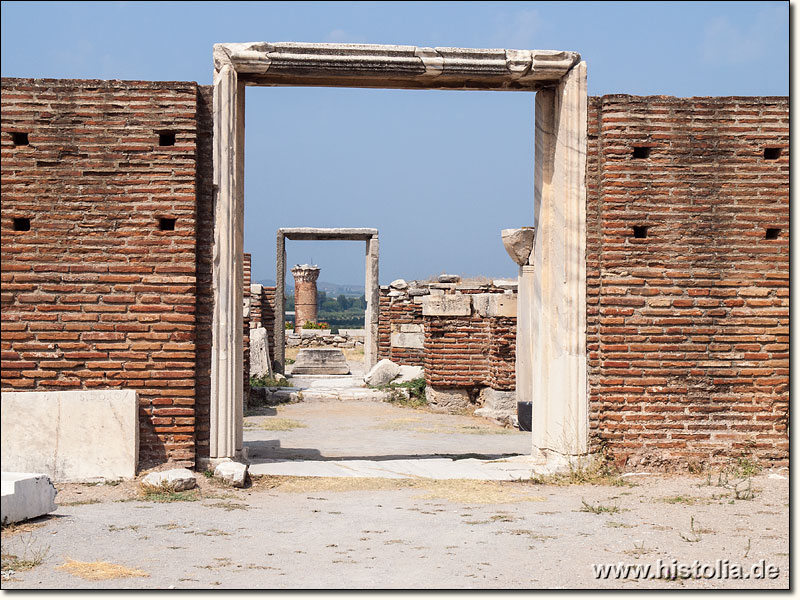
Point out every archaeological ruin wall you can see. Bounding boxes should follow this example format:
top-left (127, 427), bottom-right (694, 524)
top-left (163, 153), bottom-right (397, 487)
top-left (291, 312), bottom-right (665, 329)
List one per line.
top-left (378, 279), bottom-right (517, 411)
top-left (1, 74), bottom-right (789, 470)
top-left (586, 95), bottom-right (789, 468)
top-left (1, 78), bottom-right (207, 467)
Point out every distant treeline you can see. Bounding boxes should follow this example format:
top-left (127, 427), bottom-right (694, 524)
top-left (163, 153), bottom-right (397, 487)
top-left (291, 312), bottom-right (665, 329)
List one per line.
top-left (285, 291), bottom-right (366, 330)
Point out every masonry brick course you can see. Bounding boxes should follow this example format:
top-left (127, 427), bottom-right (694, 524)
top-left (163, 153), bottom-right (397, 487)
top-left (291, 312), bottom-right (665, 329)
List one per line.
top-left (586, 95), bottom-right (789, 468)
top-left (377, 293), bottom-right (425, 367)
top-left (1, 78), bottom-right (202, 467)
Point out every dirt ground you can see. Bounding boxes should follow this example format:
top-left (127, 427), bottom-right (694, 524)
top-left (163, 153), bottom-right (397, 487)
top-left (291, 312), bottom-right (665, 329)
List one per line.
top-left (1, 465), bottom-right (789, 589)
top-left (1, 387), bottom-right (789, 590)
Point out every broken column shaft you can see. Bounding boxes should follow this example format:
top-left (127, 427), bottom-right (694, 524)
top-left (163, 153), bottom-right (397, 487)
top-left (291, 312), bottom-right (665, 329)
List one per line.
top-left (291, 264), bottom-right (321, 326)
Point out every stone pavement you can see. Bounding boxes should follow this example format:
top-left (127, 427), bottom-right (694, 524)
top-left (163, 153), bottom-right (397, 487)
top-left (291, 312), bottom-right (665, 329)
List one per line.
top-left (245, 368), bottom-right (533, 481)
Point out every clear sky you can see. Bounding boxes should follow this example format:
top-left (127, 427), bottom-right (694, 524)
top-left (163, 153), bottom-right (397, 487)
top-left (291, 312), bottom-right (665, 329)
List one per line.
top-left (1, 1), bottom-right (789, 286)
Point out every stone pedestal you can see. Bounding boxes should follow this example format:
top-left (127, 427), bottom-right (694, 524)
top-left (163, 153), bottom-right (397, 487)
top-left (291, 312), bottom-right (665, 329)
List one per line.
top-left (291, 348), bottom-right (350, 375)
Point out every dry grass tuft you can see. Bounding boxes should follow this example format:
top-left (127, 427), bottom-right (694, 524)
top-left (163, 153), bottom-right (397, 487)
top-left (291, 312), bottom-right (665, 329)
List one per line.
top-left (250, 475), bottom-right (545, 504)
top-left (413, 480), bottom-right (545, 504)
top-left (375, 419), bottom-right (514, 436)
top-left (1, 517), bottom-right (51, 538)
top-left (56, 558), bottom-right (149, 580)
top-left (243, 417), bottom-right (306, 431)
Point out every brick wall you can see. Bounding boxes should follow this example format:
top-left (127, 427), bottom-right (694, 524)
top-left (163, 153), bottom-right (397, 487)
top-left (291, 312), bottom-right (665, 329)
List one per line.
top-left (424, 315), bottom-right (490, 388)
top-left (249, 284), bottom-right (277, 365)
top-left (2, 79), bottom-right (787, 471)
top-left (377, 291), bottom-right (425, 366)
top-left (243, 253), bottom-right (251, 400)
top-left (586, 95), bottom-right (789, 468)
top-left (378, 284), bottom-right (517, 391)
top-left (1, 78), bottom-right (202, 467)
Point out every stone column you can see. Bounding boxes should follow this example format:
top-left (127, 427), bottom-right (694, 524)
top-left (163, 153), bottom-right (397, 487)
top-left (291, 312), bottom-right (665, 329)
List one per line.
top-left (530, 61), bottom-right (588, 466)
top-left (210, 60), bottom-right (245, 463)
top-left (291, 265), bottom-right (321, 326)
top-left (364, 235), bottom-right (380, 369)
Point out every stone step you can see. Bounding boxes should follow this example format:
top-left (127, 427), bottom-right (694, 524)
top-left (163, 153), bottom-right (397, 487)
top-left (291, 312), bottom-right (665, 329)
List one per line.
top-left (248, 455), bottom-right (539, 481)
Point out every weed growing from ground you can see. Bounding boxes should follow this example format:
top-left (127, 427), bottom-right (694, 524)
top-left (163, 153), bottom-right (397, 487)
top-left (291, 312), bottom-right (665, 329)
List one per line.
top-left (580, 498), bottom-right (620, 514)
top-left (704, 457), bottom-right (761, 501)
top-left (373, 377), bottom-right (427, 408)
top-left (1, 533), bottom-right (50, 574)
top-left (679, 516), bottom-right (702, 543)
top-left (138, 482), bottom-right (199, 503)
top-left (250, 374), bottom-right (292, 388)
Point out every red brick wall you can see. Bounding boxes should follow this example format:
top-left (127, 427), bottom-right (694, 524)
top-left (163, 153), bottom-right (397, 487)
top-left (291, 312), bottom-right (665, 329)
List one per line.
top-left (424, 315), bottom-right (490, 388)
top-left (1, 78), bottom-right (201, 467)
top-left (243, 253), bottom-right (251, 400)
top-left (487, 317), bottom-right (515, 390)
top-left (261, 286), bottom-right (277, 360)
top-left (586, 95), bottom-right (789, 468)
top-left (378, 287), bottom-right (517, 390)
top-left (377, 292), bottom-right (425, 367)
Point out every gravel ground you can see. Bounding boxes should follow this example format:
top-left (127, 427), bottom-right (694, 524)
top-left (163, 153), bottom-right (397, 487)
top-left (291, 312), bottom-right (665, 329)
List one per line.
top-left (244, 400), bottom-right (531, 462)
top-left (1, 469), bottom-right (788, 589)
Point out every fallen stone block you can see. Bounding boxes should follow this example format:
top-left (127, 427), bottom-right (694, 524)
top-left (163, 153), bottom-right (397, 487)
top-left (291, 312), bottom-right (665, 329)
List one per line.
top-left (141, 468), bottom-right (196, 492)
top-left (214, 461), bottom-right (248, 488)
top-left (474, 388), bottom-right (518, 426)
top-left (364, 359), bottom-right (401, 387)
top-left (1, 472), bottom-right (57, 525)
top-left (425, 386), bottom-right (472, 413)
top-left (438, 274), bottom-right (461, 283)
top-left (390, 279), bottom-right (408, 290)
top-left (249, 327), bottom-right (272, 378)
top-left (396, 365), bottom-right (424, 383)
top-left (1, 390), bottom-right (138, 482)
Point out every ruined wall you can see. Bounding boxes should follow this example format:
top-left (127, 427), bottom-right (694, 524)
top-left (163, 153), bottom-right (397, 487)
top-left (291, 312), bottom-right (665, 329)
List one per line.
top-left (1, 78), bottom-right (202, 467)
top-left (377, 292), bottom-right (425, 367)
top-left (193, 84), bottom-right (213, 462)
top-left (1, 79), bottom-right (788, 470)
top-left (586, 95), bottom-right (789, 468)
top-left (378, 280), bottom-right (517, 393)
top-left (242, 253), bottom-right (251, 400)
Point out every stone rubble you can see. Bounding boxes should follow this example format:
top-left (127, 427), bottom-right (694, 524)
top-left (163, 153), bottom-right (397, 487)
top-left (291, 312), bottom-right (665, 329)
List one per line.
top-left (141, 468), bottom-right (196, 492)
top-left (214, 461), bottom-right (248, 487)
top-left (363, 359), bottom-right (401, 387)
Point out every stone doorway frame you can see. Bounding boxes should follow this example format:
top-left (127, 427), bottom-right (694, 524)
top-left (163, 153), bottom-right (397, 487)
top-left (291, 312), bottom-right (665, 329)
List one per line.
top-left (210, 42), bottom-right (588, 468)
top-left (274, 227), bottom-right (380, 374)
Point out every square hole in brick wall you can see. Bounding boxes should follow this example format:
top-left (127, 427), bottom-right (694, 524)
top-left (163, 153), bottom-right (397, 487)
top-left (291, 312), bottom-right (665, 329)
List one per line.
top-left (159, 132), bottom-right (176, 146)
top-left (13, 217), bottom-right (31, 231)
top-left (632, 225), bottom-right (648, 239)
top-left (632, 146), bottom-right (651, 159)
top-left (764, 147), bottom-right (782, 160)
top-left (159, 217), bottom-right (176, 231)
top-left (11, 132), bottom-right (29, 146)
top-left (765, 228), bottom-right (781, 240)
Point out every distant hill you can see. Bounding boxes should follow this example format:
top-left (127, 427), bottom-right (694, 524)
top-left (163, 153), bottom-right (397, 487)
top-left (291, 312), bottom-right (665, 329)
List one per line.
top-left (255, 279), bottom-right (365, 297)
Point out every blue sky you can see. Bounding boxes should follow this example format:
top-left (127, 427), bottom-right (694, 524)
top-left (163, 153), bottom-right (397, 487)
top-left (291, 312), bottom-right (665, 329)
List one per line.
top-left (1, 1), bottom-right (789, 285)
